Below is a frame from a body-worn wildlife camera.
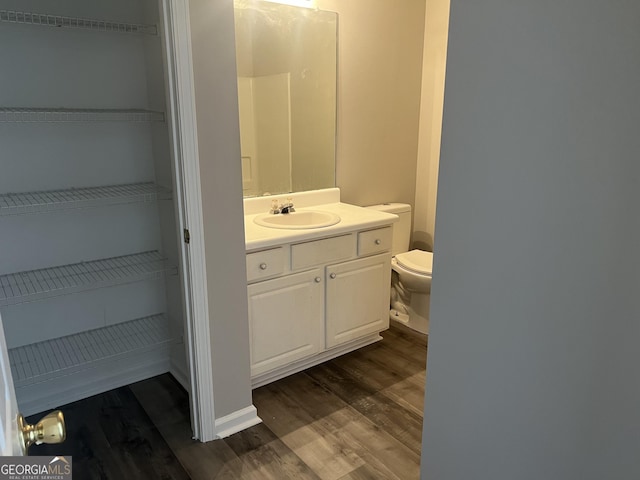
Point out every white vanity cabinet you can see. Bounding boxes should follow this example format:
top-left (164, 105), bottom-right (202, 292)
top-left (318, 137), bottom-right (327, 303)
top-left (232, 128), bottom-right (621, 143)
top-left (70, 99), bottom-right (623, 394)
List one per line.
top-left (246, 225), bottom-right (393, 386)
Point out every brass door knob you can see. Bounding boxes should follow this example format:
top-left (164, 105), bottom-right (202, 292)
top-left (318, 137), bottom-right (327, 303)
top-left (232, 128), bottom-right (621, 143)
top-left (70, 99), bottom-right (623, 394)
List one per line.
top-left (18, 410), bottom-right (66, 452)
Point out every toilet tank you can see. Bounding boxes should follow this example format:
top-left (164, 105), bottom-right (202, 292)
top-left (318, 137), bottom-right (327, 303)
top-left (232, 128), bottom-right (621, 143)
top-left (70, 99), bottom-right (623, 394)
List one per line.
top-left (366, 203), bottom-right (412, 255)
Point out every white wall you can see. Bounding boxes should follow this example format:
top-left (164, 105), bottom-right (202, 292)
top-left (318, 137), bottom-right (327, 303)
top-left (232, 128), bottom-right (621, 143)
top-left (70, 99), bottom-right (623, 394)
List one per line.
top-left (318, 0), bottom-right (426, 208)
top-left (189, 0), bottom-right (254, 419)
top-left (422, 1), bottom-right (640, 479)
top-left (413, 0), bottom-right (449, 251)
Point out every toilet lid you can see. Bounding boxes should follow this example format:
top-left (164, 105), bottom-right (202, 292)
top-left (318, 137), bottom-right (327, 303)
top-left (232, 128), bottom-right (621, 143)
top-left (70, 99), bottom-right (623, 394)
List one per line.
top-left (395, 250), bottom-right (433, 275)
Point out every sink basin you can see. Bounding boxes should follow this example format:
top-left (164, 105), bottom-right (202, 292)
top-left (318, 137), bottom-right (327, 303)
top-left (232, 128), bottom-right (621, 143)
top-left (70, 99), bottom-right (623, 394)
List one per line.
top-left (253, 210), bottom-right (341, 229)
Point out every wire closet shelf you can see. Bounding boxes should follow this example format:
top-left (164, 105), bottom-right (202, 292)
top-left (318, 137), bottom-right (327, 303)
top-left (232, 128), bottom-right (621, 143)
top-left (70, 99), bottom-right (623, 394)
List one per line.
top-left (9, 314), bottom-right (173, 387)
top-left (0, 251), bottom-right (177, 307)
top-left (0, 107), bottom-right (165, 123)
top-left (0, 10), bottom-right (158, 35)
top-left (0, 182), bottom-right (172, 216)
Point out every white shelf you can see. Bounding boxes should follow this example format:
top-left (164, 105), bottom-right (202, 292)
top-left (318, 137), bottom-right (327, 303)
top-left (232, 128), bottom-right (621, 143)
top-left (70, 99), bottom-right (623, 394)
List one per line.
top-left (0, 251), bottom-right (177, 307)
top-left (9, 314), bottom-right (173, 387)
top-left (0, 182), bottom-right (172, 216)
top-left (0, 107), bottom-right (165, 123)
top-left (0, 10), bottom-right (158, 35)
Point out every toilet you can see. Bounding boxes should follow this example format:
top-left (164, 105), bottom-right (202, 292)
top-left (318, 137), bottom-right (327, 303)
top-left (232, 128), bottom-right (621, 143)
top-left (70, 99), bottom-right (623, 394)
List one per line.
top-left (366, 203), bottom-right (433, 334)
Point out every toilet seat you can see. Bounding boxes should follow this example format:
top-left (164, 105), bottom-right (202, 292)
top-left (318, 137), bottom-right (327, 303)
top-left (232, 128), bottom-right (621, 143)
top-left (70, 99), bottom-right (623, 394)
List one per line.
top-left (395, 250), bottom-right (433, 276)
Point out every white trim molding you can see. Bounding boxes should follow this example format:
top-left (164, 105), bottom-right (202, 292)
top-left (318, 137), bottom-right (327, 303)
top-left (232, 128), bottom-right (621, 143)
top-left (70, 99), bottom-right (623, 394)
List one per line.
top-left (162, 0), bottom-right (216, 442)
top-left (214, 406), bottom-right (262, 439)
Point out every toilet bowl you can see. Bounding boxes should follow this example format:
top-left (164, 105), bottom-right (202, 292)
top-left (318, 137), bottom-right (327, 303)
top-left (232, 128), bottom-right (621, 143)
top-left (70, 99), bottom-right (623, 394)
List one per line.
top-left (365, 202), bottom-right (433, 334)
top-left (390, 249), bottom-right (433, 334)
top-left (393, 249), bottom-right (432, 292)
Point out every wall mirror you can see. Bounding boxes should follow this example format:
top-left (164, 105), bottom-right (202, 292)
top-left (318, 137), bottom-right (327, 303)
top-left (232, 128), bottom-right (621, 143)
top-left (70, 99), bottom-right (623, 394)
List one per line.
top-left (233, 0), bottom-right (337, 197)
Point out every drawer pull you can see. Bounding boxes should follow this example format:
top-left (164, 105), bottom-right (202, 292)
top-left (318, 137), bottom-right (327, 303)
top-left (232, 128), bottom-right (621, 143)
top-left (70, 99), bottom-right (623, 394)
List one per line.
top-left (329, 272), bottom-right (337, 279)
top-left (246, 247), bottom-right (284, 282)
top-left (315, 277), bottom-right (322, 283)
top-left (375, 239), bottom-right (381, 245)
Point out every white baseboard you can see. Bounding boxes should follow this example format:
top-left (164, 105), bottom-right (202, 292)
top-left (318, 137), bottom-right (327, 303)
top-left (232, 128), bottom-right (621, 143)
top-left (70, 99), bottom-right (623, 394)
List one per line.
top-left (214, 405), bottom-right (262, 439)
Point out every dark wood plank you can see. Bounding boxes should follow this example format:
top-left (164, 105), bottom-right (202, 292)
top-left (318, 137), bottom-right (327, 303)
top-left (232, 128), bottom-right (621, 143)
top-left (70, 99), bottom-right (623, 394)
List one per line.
top-left (26, 323), bottom-right (427, 480)
top-left (255, 372), bottom-right (421, 480)
top-left (28, 386), bottom-right (190, 480)
top-left (338, 463), bottom-right (400, 480)
top-left (130, 375), bottom-right (245, 479)
top-left (381, 321), bottom-right (427, 345)
top-left (130, 374), bottom-right (191, 428)
top-left (326, 341), bottom-right (426, 416)
top-left (379, 325), bottom-right (429, 365)
top-left (224, 423), bottom-right (323, 480)
top-left (306, 361), bottom-right (424, 456)
top-left (253, 377), bottom-right (367, 479)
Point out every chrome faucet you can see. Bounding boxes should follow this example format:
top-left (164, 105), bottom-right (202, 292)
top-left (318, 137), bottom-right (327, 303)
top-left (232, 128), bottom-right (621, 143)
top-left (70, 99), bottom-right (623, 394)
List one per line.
top-left (269, 198), bottom-right (295, 214)
top-left (280, 201), bottom-right (295, 214)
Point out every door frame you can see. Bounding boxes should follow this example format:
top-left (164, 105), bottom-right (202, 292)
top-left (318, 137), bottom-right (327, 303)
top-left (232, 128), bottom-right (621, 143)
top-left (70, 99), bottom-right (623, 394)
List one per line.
top-left (160, 0), bottom-right (217, 442)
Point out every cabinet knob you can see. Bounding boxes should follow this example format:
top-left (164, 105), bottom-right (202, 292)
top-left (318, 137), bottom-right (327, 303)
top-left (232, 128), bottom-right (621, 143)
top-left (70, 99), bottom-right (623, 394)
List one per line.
top-left (329, 272), bottom-right (337, 279)
top-left (259, 263), bottom-right (268, 270)
top-left (375, 239), bottom-right (381, 245)
top-left (315, 277), bottom-right (322, 283)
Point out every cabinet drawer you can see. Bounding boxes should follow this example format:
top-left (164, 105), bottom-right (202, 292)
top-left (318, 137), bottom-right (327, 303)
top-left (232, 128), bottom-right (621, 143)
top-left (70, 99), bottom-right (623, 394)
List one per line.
top-left (358, 226), bottom-right (392, 256)
top-left (291, 234), bottom-right (354, 270)
top-left (246, 247), bottom-right (285, 282)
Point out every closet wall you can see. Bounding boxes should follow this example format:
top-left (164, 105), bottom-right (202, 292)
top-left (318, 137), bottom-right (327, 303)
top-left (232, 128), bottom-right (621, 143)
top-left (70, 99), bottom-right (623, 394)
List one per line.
top-left (0, 0), bottom-right (187, 415)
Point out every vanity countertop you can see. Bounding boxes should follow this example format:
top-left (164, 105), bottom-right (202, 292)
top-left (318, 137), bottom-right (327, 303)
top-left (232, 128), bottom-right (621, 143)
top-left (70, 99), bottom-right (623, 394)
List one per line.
top-left (244, 201), bottom-right (398, 251)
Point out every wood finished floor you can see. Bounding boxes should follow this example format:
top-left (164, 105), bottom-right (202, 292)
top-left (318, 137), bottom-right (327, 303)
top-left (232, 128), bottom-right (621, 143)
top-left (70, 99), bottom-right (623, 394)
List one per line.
top-left (29, 324), bottom-right (427, 479)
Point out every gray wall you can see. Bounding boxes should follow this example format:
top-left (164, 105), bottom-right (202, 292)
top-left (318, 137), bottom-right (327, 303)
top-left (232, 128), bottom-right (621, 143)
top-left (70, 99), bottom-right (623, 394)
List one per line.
top-left (186, 0), bottom-right (425, 425)
top-left (422, 1), bottom-right (640, 479)
top-left (414, 0), bottom-right (449, 251)
top-left (189, 0), bottom-right (253, 418)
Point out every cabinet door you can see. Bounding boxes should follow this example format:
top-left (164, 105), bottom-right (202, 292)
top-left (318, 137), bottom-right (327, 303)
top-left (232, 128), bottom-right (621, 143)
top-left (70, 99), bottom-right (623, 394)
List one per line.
top-left (326, 253), bottom-right (391, 348)
top-left (247, 269), bottom-right (324, 377)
